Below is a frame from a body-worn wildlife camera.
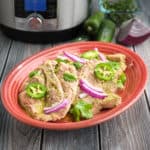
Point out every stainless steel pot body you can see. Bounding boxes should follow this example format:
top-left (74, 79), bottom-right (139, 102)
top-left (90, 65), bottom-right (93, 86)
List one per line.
top-left (0, 0), bottom-right (89, 32)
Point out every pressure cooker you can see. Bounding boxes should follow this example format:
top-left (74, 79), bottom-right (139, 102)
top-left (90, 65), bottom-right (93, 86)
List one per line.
top-left (0, 0), bottom-right (89, 42)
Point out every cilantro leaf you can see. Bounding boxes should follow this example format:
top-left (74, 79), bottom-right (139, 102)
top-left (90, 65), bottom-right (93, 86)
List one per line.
top-left (117, 73), bottom-right (126, 88)
top-left (63, 73), bottom-right (77, 82)
top-left (73, 62), bottom-right (83, 69)
top-left (56, 58), bottom-right (69, 63)
top-left (70, 100), bottom-right (93, 121)
top-left (29, 70), bottom-right (40, 78)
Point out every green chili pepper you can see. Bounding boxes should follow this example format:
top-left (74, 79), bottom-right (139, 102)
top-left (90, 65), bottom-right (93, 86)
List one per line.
top-left (72, 35), bottom-right (90, 42)
top-left (94, 63), bottom-right (115, 81)
top-left (26, 83), bottom-right (47, 99)
top-left (84, 11), bottom-right (105, 35)
top-left (96, 19), bottom-right (116, 42)
top-left (108, 61), bottom-right (120, 71)
top-left (81, 50), bottom-right (99, 59)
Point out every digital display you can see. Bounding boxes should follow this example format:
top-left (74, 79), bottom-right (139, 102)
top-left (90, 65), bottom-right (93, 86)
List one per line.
top-left (24, 0), bottom-right (47, 12)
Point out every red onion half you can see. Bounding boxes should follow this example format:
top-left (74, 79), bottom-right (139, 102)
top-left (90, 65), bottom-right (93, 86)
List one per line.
top-left (117, 18), bottom-right (150, 46)
top-left (63, 51), bottom-right (87, 64)
top-left (44, 99), bottom-right (69, 114)
top-left (79, 79), bottom-right (107, 99)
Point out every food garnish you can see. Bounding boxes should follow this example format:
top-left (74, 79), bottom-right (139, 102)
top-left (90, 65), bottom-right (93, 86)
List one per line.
top-left (44, 99), bottom-right (69, 114)
top-left (19, 50), bottom-right (127, 122)
top-left (26, 83), bottom-right (47, 99)
top-left (70, 100), bottom-right (93, 121)
top-left (63, 51), bottom-right (86, 64)
top-left (63, 73), bottom-right (77, 82)
top-left (81, 50), bottom-right (99, 59)
top-left (79, 79), bottom-right (107, 99)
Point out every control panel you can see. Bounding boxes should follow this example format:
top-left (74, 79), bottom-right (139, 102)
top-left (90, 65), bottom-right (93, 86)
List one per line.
top-left (14, 0), bottom-right (57, 31)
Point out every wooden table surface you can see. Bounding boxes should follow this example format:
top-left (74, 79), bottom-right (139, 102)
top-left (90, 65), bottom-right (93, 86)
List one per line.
top-left (0, 7), bottom-right (150, 150)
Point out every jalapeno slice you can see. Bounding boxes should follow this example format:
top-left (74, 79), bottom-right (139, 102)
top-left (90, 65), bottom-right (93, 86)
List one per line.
top-left (94, 63), bottom-right (114, 81)
top-left (26, 83), bottom-right (47, 99)
top-left (81, 50), bottom-right (99, 60)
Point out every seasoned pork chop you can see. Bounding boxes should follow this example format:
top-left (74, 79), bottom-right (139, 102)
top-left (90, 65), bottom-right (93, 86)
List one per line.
top-left (19, 61), bottom-right (78, 121)
top-left (77, 58), bottom-right (124, 114)
top-left (19, 52), bottom-right (126, 122)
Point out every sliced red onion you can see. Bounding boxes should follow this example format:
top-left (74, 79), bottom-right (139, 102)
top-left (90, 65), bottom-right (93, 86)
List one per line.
top-left (79, 92), bottom-right (88, 99)
top-left (63, 51), bottom-right (87, 64)
top-left (117, 18), bottom-right (150, 46)
top-left (94, 48), bottom-right (108, 62)
top-left (79, 79), bottom-right (107, 99)
top-left (80, 79), bottom-right (104, 93)
top-left (44, 99), bottom-right (68, 114)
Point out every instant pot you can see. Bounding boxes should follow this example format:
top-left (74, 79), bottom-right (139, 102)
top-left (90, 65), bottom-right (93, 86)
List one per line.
top-left (0, 0), bottom-right (89, 42)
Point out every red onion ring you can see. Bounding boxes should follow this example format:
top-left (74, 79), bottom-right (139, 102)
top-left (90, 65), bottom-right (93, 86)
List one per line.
top-left (44, 99), bottom-right (68, 114)
top-left (63, 51), bottom-right (87, 64)
top-left (79, 79), bottom-right (107, 99)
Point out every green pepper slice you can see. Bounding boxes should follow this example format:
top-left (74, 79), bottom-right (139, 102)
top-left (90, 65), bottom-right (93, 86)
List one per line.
top-left (26, 83), bottom-right (47, 99)
top-left (81, 50), bottom-right (99, 60)
top-left (94, 63), bottom-right (114, 81)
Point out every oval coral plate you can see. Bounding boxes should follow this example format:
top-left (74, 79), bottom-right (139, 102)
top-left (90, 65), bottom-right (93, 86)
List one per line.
top-left (1, 42), bottom-right (148, 130)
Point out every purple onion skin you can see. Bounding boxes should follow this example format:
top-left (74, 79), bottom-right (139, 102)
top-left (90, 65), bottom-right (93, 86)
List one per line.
top-left (80, 83), bottom-right (107, 99)
top-left (44, 99), bottom-right (68, 114)
top-left (118, 34), bottom-right (150, 46)
top-left (80, 79), bottom-right (104, 93)
top-left (63, 51), bottom-right (86, 64)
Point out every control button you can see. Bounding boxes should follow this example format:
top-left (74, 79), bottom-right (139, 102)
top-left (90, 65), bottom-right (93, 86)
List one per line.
top-left (28, 16), bottom-right (42, 30)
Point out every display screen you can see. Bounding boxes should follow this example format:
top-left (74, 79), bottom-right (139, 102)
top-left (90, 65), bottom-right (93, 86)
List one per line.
top-left (24, 0), bottom-right (47, 12)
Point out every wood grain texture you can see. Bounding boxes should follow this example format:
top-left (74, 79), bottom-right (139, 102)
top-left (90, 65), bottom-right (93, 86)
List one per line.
top-left (99, 46), bottom-right (150, 150)
top-left (100, 94), bottom-right (150, 150)
top-left (41, 42), bottom-right (100, 150)
top-left (0, 31), bottom-right (11, 79)
top-left (0, 41), bottom-right (51, 150)
top-left (42, 127), bottom-right (99, 150)
top-left (133, 14), bottom-right (150, 104)
top-left (98, 15), bottom-right (150, 148)
top-left (0, 1), bottom-right (150, 149)
top-left (97, 6), bottom-right (150, 150)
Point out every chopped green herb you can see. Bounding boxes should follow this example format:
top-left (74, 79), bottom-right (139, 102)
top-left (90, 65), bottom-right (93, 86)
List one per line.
top-left (63, 73), bottom-right (77, 82)
top-left (117, 72), bottom-right (126, 88)
top-left (54, 63), bottom-right (60, 73)
top-left (56, 58), bottom-right (69, 63)
top-left (73, 62), bottom-right (83, 69)
top-left (103, 0), bottom-right (138, 25)
top-left (29, 70), bottom-right (40, 78)
top-left (70, 100), bottom-right (93, 121)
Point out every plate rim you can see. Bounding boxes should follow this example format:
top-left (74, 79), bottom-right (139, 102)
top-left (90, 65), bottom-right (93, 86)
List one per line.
top-left (1, 42), bottom-right (148, 130)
